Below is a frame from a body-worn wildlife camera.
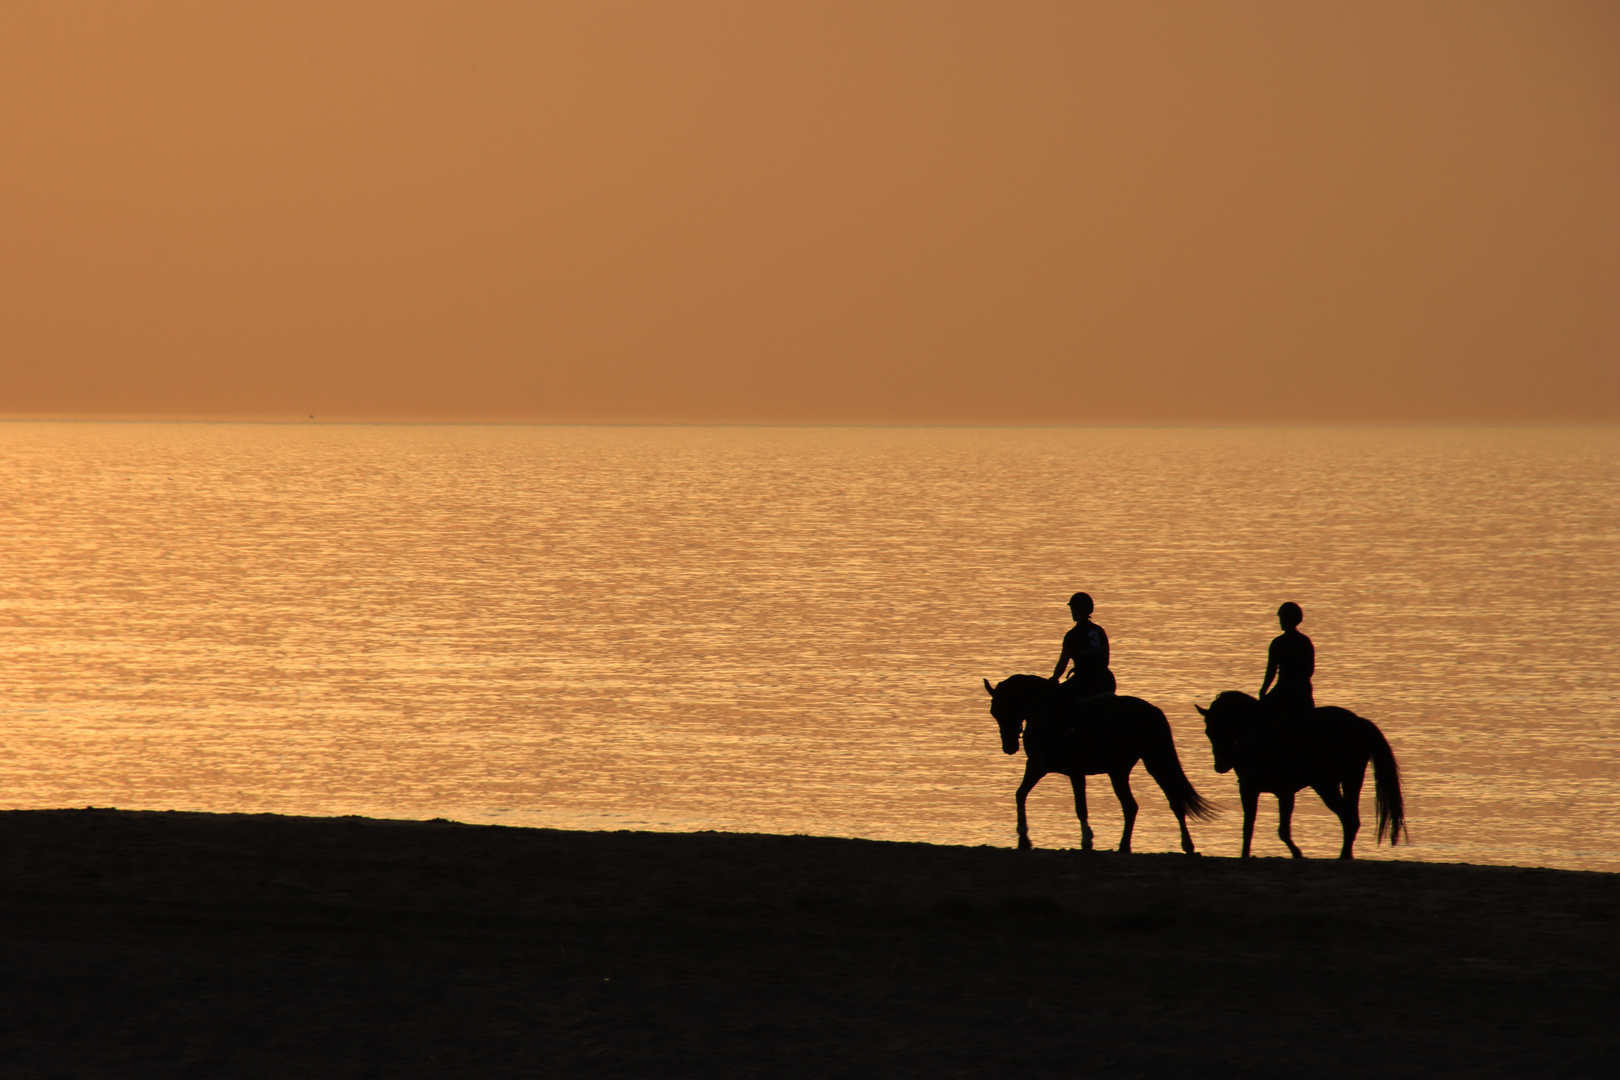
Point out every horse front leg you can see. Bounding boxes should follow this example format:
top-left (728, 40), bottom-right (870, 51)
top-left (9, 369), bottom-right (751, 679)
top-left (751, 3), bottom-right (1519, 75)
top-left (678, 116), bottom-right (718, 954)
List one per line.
top-left (1240, 784), bottom-right (1259, 858)
top-left (1108, 769), bottom-right (1139, 854)
top-left (1277, 789), bottom-right (1305, 858)
top-left (1015, 764), bottom-right (1044, 851)
top-left (1066, 773), bottom-right (1095, 850)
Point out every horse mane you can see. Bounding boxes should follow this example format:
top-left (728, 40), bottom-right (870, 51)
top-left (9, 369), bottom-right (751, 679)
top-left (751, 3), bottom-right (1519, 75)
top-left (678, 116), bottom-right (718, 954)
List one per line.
top-left (989, 674), bottom-right (1064, 726)
top-left (987, 673), bottom-right (1057, 708)
top-left (999, 673), bottom-right (1053, 696)
top-left (1212, 689), bottom-right (1259, 711)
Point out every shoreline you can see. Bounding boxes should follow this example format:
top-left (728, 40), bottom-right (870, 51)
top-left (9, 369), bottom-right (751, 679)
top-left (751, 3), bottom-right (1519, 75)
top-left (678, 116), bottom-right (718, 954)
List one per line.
top-left (3, 808), bottom-right (1615, 1077)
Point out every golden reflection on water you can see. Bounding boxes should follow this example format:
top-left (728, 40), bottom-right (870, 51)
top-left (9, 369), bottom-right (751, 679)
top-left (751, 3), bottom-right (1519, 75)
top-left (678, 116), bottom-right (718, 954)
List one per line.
top-left (0, 422), bottom-right (1616, 870)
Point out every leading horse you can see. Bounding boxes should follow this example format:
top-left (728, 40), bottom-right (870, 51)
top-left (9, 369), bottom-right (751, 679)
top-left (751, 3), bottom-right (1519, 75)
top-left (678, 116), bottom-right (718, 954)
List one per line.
top-left (1196, 691), bottom-right (1407, 859)
top-left (984, 674), bottom-right (1216, 853)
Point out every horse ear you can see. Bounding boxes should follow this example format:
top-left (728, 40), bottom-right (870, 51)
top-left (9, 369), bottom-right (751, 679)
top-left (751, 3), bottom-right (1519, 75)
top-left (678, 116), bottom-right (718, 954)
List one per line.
top-left (1194, 703), bottom-right (1208, 716)
top-left (983, 678), bottom-right (995, 695)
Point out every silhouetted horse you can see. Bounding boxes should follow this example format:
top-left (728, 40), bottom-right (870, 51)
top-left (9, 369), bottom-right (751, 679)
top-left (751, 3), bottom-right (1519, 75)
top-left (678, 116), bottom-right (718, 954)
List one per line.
top-left (1196, 691), bottom-right (1407, 859)
top-left (984, 674), bottom-right (1216, 853)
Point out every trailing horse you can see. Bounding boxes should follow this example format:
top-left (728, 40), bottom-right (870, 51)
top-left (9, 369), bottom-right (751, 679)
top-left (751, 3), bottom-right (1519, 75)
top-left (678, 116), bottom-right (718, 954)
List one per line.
top-left (1196, 690), bottom-right (1407, 859)
top-left (983, 674), bottom-right (1216, 853)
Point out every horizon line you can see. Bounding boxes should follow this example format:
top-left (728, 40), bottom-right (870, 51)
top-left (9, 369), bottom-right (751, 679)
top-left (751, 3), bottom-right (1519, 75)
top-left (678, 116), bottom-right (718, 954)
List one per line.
top-left (3, 414), bottom-right (1617, 432)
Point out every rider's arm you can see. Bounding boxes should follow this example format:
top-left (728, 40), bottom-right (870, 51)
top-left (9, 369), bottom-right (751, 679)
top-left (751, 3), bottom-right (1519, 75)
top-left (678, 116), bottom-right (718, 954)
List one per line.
top-left (1051, 648), bottom-right (1070, 682)
top-left (1259, 638), bottom-right (1279, 697)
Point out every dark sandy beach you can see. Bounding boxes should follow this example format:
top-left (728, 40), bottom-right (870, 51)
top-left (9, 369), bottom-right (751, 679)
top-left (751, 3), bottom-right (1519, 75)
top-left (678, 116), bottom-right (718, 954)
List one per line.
top-left (2, 810), bottom-right (1614, 1078)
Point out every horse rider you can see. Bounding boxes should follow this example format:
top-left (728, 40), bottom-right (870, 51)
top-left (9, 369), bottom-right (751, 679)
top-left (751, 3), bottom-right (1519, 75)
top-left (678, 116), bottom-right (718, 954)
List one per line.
top-left (1258, 601), bottom-right (1315, 725)
top-left (1051, 591), bottom-right (1116, 700)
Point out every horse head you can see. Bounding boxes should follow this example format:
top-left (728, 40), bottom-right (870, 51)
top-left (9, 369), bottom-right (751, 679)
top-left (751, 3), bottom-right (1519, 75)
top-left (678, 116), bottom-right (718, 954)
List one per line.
top-left (984, 674), bottom-right (1050, 756)
top-left (1195, 691), bottom-right (1259, 774)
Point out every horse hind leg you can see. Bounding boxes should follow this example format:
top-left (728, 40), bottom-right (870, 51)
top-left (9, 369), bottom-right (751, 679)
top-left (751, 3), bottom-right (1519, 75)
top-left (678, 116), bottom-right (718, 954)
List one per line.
top-left (1276, 790), bottom-right (1305, 859)
top-left (1240, 785), bottom-right (1259, 858)
top-left (1175, 808), bottom-right (1196, 856)
top-left (1143, 760), bottom-right (1197, 855)
top-left (1347, 759), bottom-right (1369, 852)
top-left (1323, 769), bottom-right (1364, 859)
top-left (1108, 769), bottom-right (1139, 854)
top-left (1068, 773), bottom-right (1095, 851)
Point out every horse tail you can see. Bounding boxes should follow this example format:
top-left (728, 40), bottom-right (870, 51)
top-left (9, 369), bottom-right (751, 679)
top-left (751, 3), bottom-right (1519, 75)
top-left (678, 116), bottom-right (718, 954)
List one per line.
top-left (1365, 718), bottom-right (1407, 846)
top-left (1141, 706), bottom-right (1218, 822)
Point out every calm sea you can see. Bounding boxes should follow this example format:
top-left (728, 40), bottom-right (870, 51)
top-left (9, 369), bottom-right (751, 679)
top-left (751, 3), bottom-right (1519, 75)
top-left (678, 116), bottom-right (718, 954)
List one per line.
top-left (1, 422), bottom-right (1616, 871)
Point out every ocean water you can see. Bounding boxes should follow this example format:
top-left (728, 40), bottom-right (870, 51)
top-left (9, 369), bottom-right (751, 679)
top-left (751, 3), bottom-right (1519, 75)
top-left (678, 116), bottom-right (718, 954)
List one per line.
top-left (1, 422), bottom-right (1616, 871)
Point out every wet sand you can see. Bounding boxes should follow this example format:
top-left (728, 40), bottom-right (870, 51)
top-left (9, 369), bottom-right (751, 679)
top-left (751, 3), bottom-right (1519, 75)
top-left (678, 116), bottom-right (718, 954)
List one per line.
top-left (2, 809), bottom-right (1614, 1078)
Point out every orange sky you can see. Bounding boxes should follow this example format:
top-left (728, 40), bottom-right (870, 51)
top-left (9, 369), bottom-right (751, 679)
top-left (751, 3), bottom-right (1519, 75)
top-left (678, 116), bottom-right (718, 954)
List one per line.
top-left (2, 1), bottom-right (1616, 423)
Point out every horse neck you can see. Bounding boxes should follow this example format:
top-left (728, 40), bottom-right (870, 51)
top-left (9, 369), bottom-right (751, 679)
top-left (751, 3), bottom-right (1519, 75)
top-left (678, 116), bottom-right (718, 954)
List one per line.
top-left (1005, 681), bottom-right (1064, 752)
top-left (1023, 689), bottom-right (1067, 730)
top-left (1218, 696), bottom-right (1267, 755)
top-left (1005, 675), bottom-right (1057, 718)
top-left (1019, 706), bottom-right (1065, 758)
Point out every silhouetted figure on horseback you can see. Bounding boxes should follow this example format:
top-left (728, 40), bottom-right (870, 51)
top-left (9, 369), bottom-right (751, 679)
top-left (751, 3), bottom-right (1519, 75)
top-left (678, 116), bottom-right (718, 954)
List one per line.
top-left (985, 673), bottom-right (1215, 853)
top-left (1197, 602), bottom-right (1406, 859)
top-left (982, 591), bottom-right (1214, 853)
top-left (1052, 591), bottom-right (1116, 702)
top-left (1197, 689), bottom-right (1405, 859)
top-left (1258, 601), bottom-right (1314, 729)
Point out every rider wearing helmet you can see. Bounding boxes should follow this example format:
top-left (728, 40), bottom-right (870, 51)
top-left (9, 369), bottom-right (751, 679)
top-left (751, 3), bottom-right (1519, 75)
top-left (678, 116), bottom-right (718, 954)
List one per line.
top-left (1051, 592), bottom-right (1116, 699)
top-left (1259, 601), bottom-right (1315, 723)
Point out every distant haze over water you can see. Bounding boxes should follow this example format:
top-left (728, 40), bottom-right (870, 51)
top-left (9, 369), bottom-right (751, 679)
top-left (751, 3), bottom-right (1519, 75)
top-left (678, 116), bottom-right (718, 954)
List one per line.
top-left (1, 422), bottom-right (1616, 871)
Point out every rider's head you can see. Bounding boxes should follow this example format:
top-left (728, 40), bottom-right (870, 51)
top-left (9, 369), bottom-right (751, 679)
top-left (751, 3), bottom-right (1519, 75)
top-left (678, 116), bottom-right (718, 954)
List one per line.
top-left (1069, 592), bottom-right (1094, 618)
top-left (1277, 601), bottom-right (1303, 629)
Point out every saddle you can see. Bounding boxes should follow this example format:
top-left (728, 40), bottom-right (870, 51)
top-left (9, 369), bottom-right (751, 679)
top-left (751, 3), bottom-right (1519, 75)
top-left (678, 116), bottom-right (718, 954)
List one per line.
top-left (1055, 670), bottom-right (1116, 709)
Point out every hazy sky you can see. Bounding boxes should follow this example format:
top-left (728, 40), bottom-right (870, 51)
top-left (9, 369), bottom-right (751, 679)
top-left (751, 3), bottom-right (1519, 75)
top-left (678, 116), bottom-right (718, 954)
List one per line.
top-left (3, 2), bottom-right (1616, 423)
